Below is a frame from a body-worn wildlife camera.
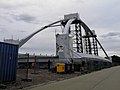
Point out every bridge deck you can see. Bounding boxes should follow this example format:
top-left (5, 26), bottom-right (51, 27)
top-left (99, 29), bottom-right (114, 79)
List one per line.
top-left (25, 66), bottom-right (120, 90)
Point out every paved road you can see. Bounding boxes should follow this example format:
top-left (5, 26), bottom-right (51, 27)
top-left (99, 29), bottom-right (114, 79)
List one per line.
top-left (25, 66), bottom-right (120, 90)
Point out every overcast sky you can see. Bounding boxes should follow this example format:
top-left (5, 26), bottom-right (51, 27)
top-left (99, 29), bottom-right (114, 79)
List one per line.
top-left (0, 0), bottom-right (120, 57)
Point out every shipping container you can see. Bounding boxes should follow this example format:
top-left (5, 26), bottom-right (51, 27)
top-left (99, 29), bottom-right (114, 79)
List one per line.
top-left (0, 42), bottom-right (18, 83)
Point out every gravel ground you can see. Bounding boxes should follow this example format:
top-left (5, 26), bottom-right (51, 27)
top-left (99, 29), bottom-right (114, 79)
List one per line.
top-left (1, 69), bottom-right (81, 90)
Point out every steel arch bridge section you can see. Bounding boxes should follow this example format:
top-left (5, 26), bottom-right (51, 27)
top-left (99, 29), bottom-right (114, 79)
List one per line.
top-left (18, 13), bottom-right (109, 59)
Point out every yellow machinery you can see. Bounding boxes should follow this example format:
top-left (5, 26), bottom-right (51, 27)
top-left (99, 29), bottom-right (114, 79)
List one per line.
top-left (56, 63), bottom-right (65, 73)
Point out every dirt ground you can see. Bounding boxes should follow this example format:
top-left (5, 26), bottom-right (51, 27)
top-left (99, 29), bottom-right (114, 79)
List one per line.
top-left (1, 69), bottom-right (81, 90)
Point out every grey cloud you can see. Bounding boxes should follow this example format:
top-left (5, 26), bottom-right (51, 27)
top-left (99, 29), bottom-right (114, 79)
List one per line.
top-left (101, 42), bottom-right (120, 52)
top-left (18, 30), bottom-right (26, 33)
top-left (99, 34), bottom-right (120, 52)
top-left (100, 32), bottom-right (120, 38)
top-left (0, 1), bottom-right (30, 10)
top-left (0, 12), bottom-right (36, 24)
top-left (84, 0), bottom-right (120, 30)
top-left (0, 4), bottom-right (16, 9)
top-left (0, 5), bottom-right (26, 12)
top-left (0, 27), bottom-right (8, 33)
top-left (13, 14), bottom-right (37, 23)
top-left (0, 14), bottom-right (14, 23)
